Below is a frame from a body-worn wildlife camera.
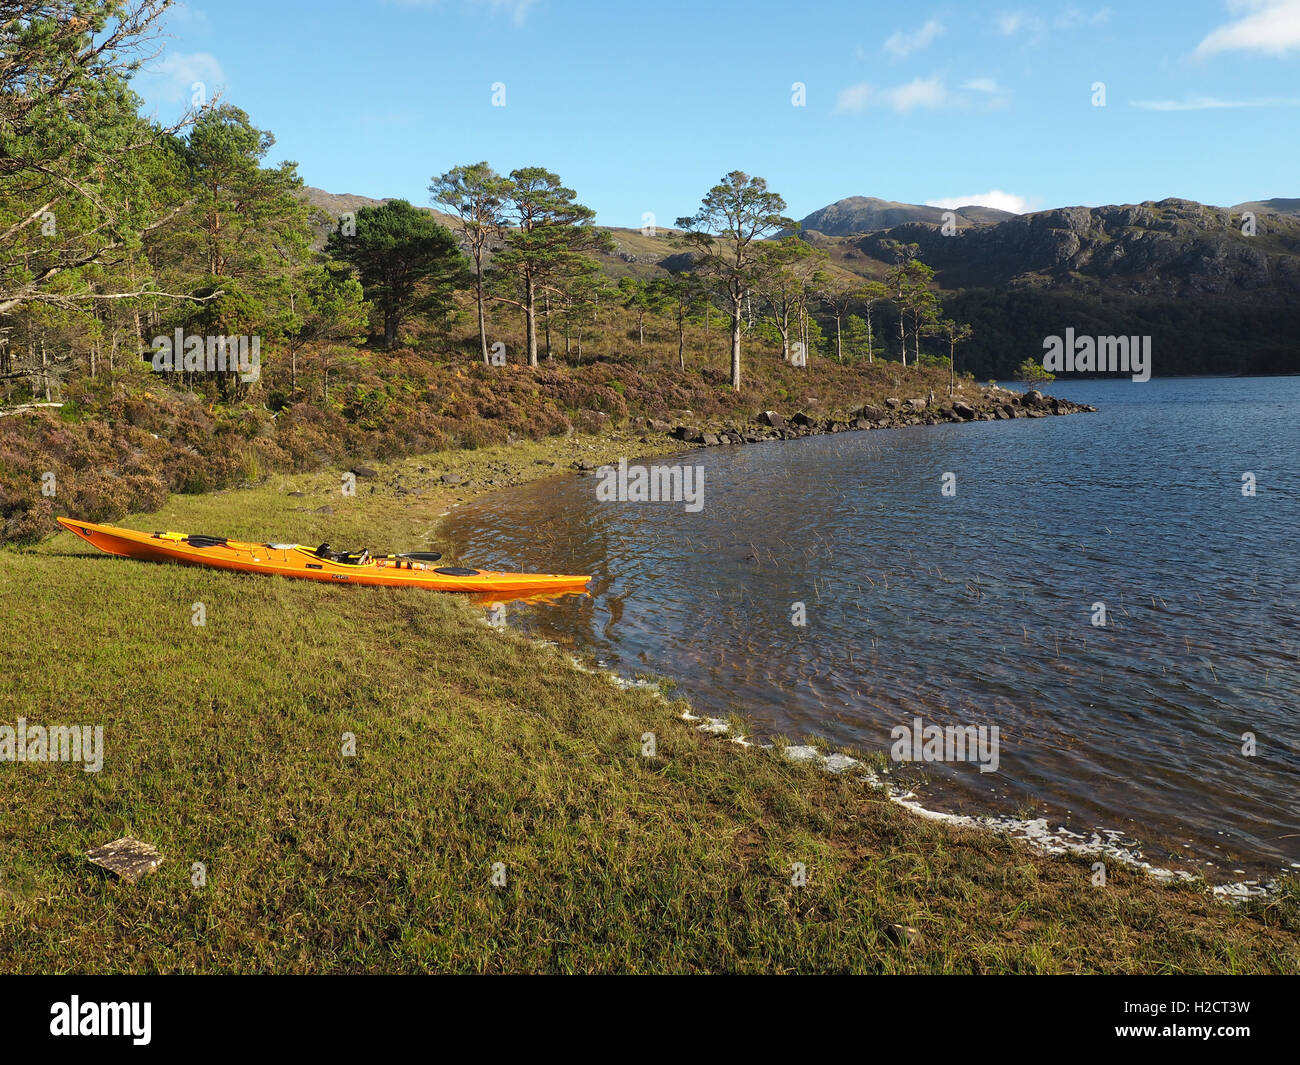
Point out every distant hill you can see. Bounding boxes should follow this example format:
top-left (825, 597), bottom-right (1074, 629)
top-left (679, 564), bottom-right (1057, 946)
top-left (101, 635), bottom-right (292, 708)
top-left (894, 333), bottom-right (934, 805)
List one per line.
top-left (823, 197), bottom-right (1300, 377)
top-left (796, 196), bottom-right (1015, 237)
top-left (299, 186), bottom-right (458, 246)
top-left (1231, 197), bottom-right (1300, 218)
top-left (834, 197), bottom-right (1300, 298)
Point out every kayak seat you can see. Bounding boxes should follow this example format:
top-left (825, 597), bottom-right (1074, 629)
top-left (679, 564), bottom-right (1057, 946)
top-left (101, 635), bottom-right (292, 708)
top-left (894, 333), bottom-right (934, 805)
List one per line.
top-left (315, 543), bottom-right (370, 565)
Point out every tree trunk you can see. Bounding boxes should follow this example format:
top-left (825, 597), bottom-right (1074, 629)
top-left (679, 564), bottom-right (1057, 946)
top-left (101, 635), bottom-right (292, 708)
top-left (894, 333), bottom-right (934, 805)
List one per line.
top-left (476, 257), bottom-right (489, 365)
top-left (525, 273), bottom-right (538, 367)
top-left (128, 262), bottom-right (144, 354)
top-left (677, 309), bottom-right (685, 370)
top-left (866, 307), bottom-right (874, 365)
top-left (835, 314), bottom-right (843, 362)
top-left (544, 291), bottom-right (552, 361)
top-left (899, 304), bottom-right (907, 367)
top-left (384, 311), bottom-right (398, 348)
top-left (730, 294), bottom-right (743, 392)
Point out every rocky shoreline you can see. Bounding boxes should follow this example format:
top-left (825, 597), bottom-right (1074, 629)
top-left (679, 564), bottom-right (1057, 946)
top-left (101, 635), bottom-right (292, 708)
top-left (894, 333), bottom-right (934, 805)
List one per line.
top-left (658, 387), bottom-right (1096, 449)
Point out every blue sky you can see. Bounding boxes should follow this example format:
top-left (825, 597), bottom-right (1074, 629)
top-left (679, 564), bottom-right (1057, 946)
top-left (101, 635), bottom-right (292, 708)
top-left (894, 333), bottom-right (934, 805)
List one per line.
top-left (132, 0), bottom-right (1300, 227)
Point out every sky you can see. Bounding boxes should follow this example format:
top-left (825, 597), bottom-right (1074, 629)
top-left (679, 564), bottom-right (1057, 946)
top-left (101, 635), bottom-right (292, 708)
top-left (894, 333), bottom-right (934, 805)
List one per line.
top-left (130, 0), bottom-right (1300, 227)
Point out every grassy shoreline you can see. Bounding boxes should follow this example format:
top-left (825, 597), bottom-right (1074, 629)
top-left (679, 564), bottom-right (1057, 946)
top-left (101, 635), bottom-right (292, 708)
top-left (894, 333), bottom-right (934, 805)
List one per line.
top-left (4, 427), bottom-right (1297, 973)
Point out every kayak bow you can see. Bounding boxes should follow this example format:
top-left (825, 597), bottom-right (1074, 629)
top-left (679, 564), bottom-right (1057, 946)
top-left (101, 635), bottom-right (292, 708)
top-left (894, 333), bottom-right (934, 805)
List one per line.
top-left (55, 517), bottom-right (590, 595)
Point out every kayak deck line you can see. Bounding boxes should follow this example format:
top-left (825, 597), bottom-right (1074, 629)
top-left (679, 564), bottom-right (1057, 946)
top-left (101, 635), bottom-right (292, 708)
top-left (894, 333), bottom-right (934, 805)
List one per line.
top-left (54, 517), bottom-right (591, 595)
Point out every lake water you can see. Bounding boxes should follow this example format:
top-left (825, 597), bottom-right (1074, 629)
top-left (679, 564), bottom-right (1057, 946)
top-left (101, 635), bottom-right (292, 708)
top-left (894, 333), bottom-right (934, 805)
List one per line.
top-left (443, 377), bottom-right (1300, 883)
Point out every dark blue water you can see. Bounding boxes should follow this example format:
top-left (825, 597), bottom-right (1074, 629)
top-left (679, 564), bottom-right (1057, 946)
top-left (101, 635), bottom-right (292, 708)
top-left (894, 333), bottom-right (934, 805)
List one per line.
top-left (444, 378), bottom-right (1300, 881)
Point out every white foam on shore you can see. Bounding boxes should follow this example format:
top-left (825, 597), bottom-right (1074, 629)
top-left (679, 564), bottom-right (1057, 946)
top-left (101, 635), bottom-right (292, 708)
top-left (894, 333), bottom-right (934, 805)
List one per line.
top-left (675, 706), bottom-right (1285, 902)
top-left (504, 617), bottom-right (1287, 904)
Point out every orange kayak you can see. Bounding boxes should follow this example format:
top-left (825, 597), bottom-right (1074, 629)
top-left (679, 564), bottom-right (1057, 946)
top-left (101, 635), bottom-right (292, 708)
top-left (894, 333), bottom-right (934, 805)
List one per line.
top-left (56, 517), bottom-right (590, 596)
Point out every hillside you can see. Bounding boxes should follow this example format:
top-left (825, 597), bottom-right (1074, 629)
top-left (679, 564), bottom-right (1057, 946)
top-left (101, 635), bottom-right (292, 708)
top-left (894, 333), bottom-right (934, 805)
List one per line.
top-left (1232, 197), bottom-right (1300, 218)
top-left (299, 185), bottom-right (459, 246)
top-left (796, 196), bottom-right (1015, 237)
top-left (837, 198), bottom-right (1300, 298)
top-left (298, 183), bottom-right (1300, 376)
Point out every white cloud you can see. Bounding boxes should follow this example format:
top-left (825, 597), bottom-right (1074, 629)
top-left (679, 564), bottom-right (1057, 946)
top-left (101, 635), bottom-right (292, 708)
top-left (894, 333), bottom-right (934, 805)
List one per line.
top-left (884, 18), bottom-right (945, 58)
top-left (396, 0), bottom-right (538, 25)
top-left (836, 83), bottom-right (874, 112)
top-left (135, 51), bottom-right (226, 105)
top-left (836, 76), bottom-right (1010, 113)
top-left (167, 3), bottom-right (211, 33)
top-left (926, 190), bottom-right (1035, 214)
top-left (996, 7), bottom-right (1108, 42)
top-left (1131, 94), bottom-right (1300, 109)
top-left (1056, 6), bottom-right (1111, 29)
top-left (996, 11), bottom-right (1043, 37)
top-left (469, 0), bottom-right (537, 25)
top-left (885, 75), bottom-right (950, 110)
top-left (1195, 0), bottom-right (1300, 57)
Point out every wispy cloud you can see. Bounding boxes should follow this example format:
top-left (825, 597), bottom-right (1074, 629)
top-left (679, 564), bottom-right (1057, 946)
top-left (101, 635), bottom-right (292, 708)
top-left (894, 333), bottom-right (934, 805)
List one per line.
top-left (136, 51), bottom-right (226, 104)
top-left (996, 11), bottom-right (1044, 38)
top-left (1195, 0), bottom-right (1300, 57)
top-left (837, 76), bottom-right (949, 112)
top-left (961, 77), bottom-right (1012, 106)
top-left (1057, 6), bottom-right (1111, 29)
top-left (884, 18), bottom-right (945, 58)
top-left (167, 3), bottom-right (210, 33)
top-left (996, 7), bottom-right (1109, 44)
top-left (926, 190), bottom-right (1036, 214)
top-left (1131, 94), bottom-right (1300, 110)
top-left (394, 0), bottom-right (539, 26)
top-left (469, 0), bottom-right (538, 25)
top-left (837, 83), bottom-right (873, 111)
top-left (836, 76), bottom-right (1010, 113)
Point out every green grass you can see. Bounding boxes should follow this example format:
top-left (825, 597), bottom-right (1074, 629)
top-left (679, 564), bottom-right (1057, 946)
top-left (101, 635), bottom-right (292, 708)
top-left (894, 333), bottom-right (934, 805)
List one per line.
top-left (2, 451), bottom-right (1297, 973)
